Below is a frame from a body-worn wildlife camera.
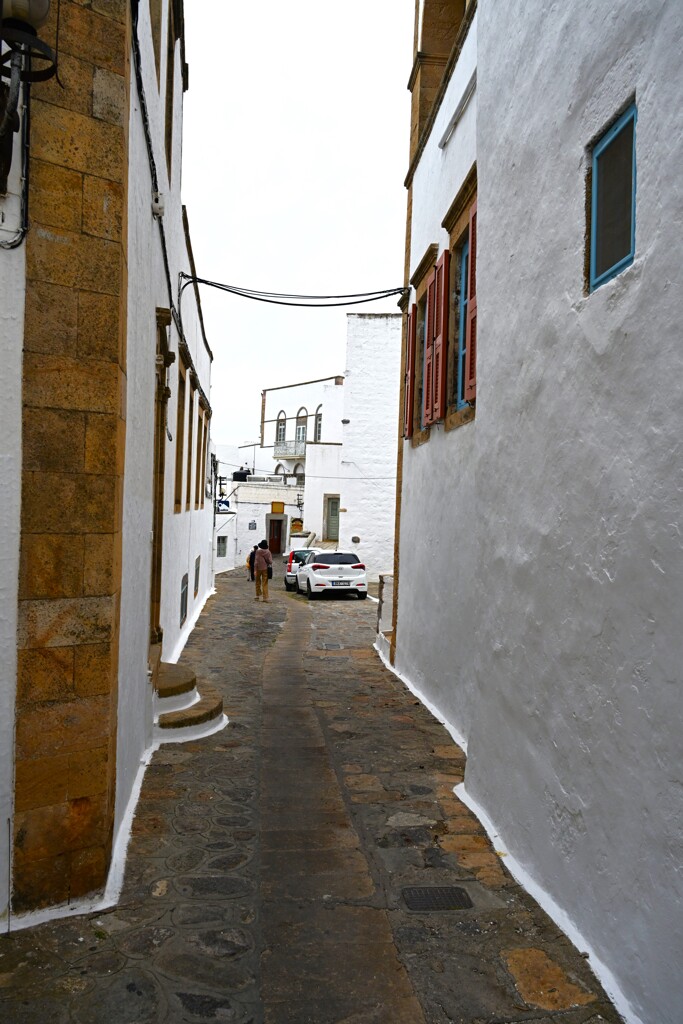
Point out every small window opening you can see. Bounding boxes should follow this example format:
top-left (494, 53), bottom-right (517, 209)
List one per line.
top-left (589, 103), bottom-right (637, 291)
top-left (180, 573), bottom-right (188, 626)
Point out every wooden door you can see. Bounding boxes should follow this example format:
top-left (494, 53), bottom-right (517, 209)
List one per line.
top-left (269, 518), bottom-right (283, 555)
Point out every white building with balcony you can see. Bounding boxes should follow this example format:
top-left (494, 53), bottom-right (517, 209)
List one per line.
top-left (262, 375), bottom-right (346, 484)
top-left (258, 315), bottom-right (402, 578)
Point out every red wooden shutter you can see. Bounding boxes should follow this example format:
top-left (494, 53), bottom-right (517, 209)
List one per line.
top-left (464, 200), bottom-right (477, 402)
top-left (403, 303), bottom-right (417, 439)
top-left (432, 249), bottom-right (450, 421)
top-left (422, 270), bottom-right (436, 426)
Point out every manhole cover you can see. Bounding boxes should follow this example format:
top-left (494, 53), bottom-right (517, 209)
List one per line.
top-left (402, 886), bottom-right (473, 911)
top-left (320, 643), bottom-right (343, 650)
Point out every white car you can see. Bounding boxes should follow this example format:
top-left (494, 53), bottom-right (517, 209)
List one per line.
top-left (296, 551), bottom-right (368, 600)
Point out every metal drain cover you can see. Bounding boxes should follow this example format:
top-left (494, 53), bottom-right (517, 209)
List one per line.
top-left (402, 886), bottom-right (473, 912)
top-left (321, 643), bottom-right (343, 650)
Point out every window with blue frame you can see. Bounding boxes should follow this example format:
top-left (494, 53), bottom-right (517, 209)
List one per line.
top-left (590, 103), bottom-right (637, 290)
top-left (416, 293), bottom-right (427, 429)
top-left (403, 185), bottom-right (476, 439)
top-left (456, 237), bottom-right (469, 409)
top-left (448, 197), bottom-right (477, 411)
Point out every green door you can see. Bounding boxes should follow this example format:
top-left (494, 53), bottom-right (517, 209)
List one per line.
top-left (327, 497), bottom-right (340, 541)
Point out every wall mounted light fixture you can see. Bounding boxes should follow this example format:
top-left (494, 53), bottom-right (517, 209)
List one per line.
top-left (1, 0), bottom-right (56, 195)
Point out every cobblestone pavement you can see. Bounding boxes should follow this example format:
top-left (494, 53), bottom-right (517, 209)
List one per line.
top-left (0, 571), bottom-right (622, 1024)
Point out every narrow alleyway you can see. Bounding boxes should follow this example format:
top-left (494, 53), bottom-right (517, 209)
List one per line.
top-left (0, 572), bottom-right (620, 1024)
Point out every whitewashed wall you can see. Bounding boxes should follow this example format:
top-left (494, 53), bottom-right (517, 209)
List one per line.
top-left (232, 481), bottom-right (300, 569)
top-left (396, 11), bottom-right (478, 737)
top-left (396, 3), bottom-right (683, 1022)
top-left (470, 3), bottom-right (683, 1021)
top-left (0, 164), bottom-right (26, 919)
top-left (264, 379), bottom-right (338, 438)
top-left (117, 0), bottom-right (214, 842)
top-left (156, 9), bottom-right (214, 668)
top-left (318, 381), bottom-right (345, 445)
top-left (303, 443), bottom-right (342, 541)
top-left (214, 512), bottom-right (236, 573)
top-left (118, 87), bottom-right (156, 832)
top-left (259, 378), bottom-right (346, 542)
top-left (159, 307), bottom-right (214, 665)
top-left (337, 314), bottom-right (401, 579)
top-left (213, 444), bottom-right (238, 573)
top-left (410, 12), bottom-right (477, 270)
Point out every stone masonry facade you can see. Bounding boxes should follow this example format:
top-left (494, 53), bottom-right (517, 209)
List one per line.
top-left (14, 0), bottom-right (130, 911)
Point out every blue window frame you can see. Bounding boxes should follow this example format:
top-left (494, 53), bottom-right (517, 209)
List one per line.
top-left (417, 296), bottom-right (427, 429)
top-left (456, 237), bottom-right (469, 409)
top-left (590, 103), bottom-right (637, 291)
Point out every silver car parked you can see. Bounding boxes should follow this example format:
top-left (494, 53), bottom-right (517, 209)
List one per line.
top-left (283, 547), bottom-right (321, 591)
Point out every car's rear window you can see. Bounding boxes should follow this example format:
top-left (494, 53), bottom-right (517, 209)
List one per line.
top-left (293, 551), bottom-right (312, 563)
top-left (317, 553), bottom-right (359, 565)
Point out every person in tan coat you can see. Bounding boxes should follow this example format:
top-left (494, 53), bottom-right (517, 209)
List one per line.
top-left (254, 539), bottom-right (273, 602)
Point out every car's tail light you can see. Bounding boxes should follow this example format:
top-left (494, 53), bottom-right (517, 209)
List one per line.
top-left (287, 552), bottom-right (294, 571)
top-left (311, 563), bottom-right (330, 570)
top-left (351, 563), bottom-right (365, 569)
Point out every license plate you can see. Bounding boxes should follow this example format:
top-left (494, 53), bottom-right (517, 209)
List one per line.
top-left (331, 581), bottom-right (350, 587)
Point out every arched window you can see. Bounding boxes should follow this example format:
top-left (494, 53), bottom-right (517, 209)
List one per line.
top-left (314, 404), bottom-right (322, 442)
top-left (274, 464), bottom-right (285, 476)
top-left (293, 463), bottom-right (305, 482)
top-left (276, 412), bottom-right (286, 444)
top-left (295, 407), bottom-right (308, 445)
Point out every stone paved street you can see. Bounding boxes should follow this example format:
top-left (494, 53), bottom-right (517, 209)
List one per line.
top-left (0, 571), bottom-right (621, 1024)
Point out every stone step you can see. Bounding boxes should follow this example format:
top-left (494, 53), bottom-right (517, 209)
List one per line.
top-left (157, 685), bottom-right (223, 730)
top-left (156, 662), bottom-right (196, 698)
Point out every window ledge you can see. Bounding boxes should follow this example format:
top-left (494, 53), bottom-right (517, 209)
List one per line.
top-left (444, 405), bottom-right (475, 432)
top-left (410, 428), bottom-right (431, 448)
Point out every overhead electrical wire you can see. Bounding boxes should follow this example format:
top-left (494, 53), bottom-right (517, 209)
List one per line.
top-left (178, 272), bottom-right (407, 313)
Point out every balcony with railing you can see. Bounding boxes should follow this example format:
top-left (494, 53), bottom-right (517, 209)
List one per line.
top-left (273, 440), bottom-right (306, 459)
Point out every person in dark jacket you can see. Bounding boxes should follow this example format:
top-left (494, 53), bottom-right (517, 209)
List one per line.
top-left (254, 539), bottom-right (273, 602)
top-left (247, 544), bottom-right (258, 581)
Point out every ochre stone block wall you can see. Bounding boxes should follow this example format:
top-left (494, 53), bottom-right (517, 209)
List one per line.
top-left (409, 59), bottom-right (448, 164)
top-left (14, 0), bottom-right (129, 912)
top-left (408, 1), bottom-right (470, 166)
top-left (420, 0), bottom-right (465, 54)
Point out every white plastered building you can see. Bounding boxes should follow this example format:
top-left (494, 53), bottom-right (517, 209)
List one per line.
top-left (258, 315), bottom-right (401, 580)
top-left (117, 0), bottom-right (216, 841)
top-left (392, 3), bottom-right (683, 1023)
top-left (0, 0), bottom-right (215, 918)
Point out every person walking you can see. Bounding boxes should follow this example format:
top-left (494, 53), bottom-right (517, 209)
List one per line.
top-left (248, 544), bottom-right (258, 582)
top-left (254, 539), bottom-right (273, 603)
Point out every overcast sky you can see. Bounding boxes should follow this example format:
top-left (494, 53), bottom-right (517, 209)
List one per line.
top-left (181, 1), bottom-right (414, 448)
